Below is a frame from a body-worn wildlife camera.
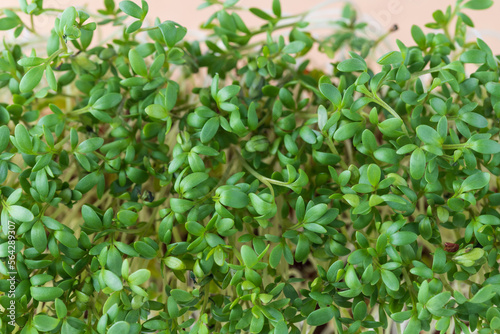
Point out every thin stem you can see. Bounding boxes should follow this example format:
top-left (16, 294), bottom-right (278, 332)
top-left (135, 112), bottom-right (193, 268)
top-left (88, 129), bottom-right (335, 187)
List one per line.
top-left (410, 65), bottom-right (445, 79)
top-left (325, 137), bottom-right (348, 169)
top-left (419, 237), bottom-right (437, 253)
top-left (442, 143), bottom-right (468, 150)
top-left (371, 96), bottom-right (410, 136)
top-left (239, 156), bottom-right (275, 198)
top-left (249, 21), bottom-right (300, 37)
top-left (402, 268), bottom-right (417, 309)
top-left (440, 274), bottom-right (454, 293)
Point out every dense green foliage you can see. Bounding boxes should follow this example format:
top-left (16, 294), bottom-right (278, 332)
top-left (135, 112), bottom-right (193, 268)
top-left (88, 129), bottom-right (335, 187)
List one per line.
top-left (0, 0), bottom-right (500, 332)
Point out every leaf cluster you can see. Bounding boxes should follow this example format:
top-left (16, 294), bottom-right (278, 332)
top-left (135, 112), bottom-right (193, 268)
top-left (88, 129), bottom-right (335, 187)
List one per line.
top-left (0, 0), bottom-right (499, 333)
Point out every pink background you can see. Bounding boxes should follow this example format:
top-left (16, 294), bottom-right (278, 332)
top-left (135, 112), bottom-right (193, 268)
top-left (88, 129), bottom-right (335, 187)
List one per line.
top-left (2, 0), bottom-right (499, 63)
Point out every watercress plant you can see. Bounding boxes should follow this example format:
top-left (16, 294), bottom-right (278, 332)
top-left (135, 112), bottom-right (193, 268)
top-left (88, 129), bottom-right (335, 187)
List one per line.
top-left (0, 0), bottom-right (499, 333)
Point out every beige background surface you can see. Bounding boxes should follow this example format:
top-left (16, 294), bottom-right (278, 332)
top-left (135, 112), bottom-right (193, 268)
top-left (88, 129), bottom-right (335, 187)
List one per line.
top-left (2, 0), bottom-right (499, 60)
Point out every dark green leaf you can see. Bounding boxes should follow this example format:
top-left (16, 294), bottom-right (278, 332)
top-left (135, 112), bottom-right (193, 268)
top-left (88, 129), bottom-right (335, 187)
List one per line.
top-left (201, 117), bottom-right (220, 143)
top-left (381, 269), bottom-right (399, 291)
top-left (462, 0), bottom-right (493, 10)
top-left (31, 287), bottom-right (64, 302)
top-left (410, 148), bottom-right (425, 180)
top-left (307, 307), bottom-right (335, 326)
top-left (0, 17), bottom-right (19, 30)
top-left (20, 65), bottom-right (45, 93)
top-left (282, 41), bottom-right (305, 54)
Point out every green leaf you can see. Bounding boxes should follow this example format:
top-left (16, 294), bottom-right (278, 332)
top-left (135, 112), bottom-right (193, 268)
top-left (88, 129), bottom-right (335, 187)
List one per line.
top-left (249, 8), bottom-right (273, 20)
top-left (185, 221), bottom-right (205, 236)
top-left (128, 269), bottom-right (151, 285)
top-left (307, 307), bottom-right (335, 326)
top-left (75, 172), bottom-right (99, 194)
top-left (460, 49), bottom-right (486, 64)
top-left (378, 118), bottom-right (403, 137)
top-left (131, 243), bottom-right (152, 263)
top-left (241, 245), bottom-right (258, 268)
top-left (14, 123), bottom-right (32, 152)
top-left (469, 285), bottom-right (499, 303)
top-left (460, 112), bottom-right (488, 128)
top-left (129, 49), bottom-right (148, 77)
top-left (462, 0), bottom-right (493, 10)
top-left (381, 269), bottom-right (399, 291)
top-left (117, 210), bottom-right (138, 226)
top-left (304, 203), bottom-right (328, 223)
top-left (470, 139), bottom-right (500, 154)
top-left (337, 58), bottom-right (367, 72)
top-left (19, 65), bottom-right (45, 93)
top-left (426, 291), bottom-right (451, 310)
top-left (6, 189), bottom-right (22, 206)
top-left (171, 289), bottom-right (193, 302)
top-left (59, 6), bottom-right (77, 30)
top-left (410, 266), bottom-right (433, 279)
top-left (411, 25), bottom-right (426, 49)
top-left (31, 287), bottom-right (64, 302)
top-left (374, 148), bottom-right (399, 164)
top-left (430, 98), bottom-right (447, 115)
top-left (319, 83), bottom-right (342, 108)
top-left (249, 193), bottom-right (276, 217)
top-left (0, 17), bottom-right (19, 30)
top-left (180, 172), bottom-right (208, 193)
top-left (82, 205), bottom-right (102, 230)
top-left (108, 321), bottom-right (130, 334)
top-left (93, 93), bottom-right (122, 110)
top-left (333, 122), bottom-right (362, 141)
top-left (274, 320), bottom-right (287, 334)
top-left (409, 148), bottom-right (426, 180)
top-left (77, 137), bottom-right (104, 153)
top-left (159, 21), bottom-right (187, 48)
top-left (163, 256), bottom-right (185, 270)
top-left (461, 172), bottom-right (490, 192)
top-left (345, 265), bottom-right (361, 289)
top-left (220, 189), bottom-right (249, 209)
top-left (33, 315), bottom-right (60, 332)
top-left (0, 126), bottom-right (10, 152)
top-left (217, 85), bottom-right (240, 102)
top-left (201, 117), bottom-right (220, 143)
top-left (54, 230), bottom-right (78, 248)
top-left (390, 231), bottom-right (417, 245)
top-left (477, 215), bottom-right (500, 225)
top-left (32, 221), bottom-right (47, 253)
top-left (377, 51), bottom-right (403, 65)
top-left (367, 164), bottom-right (381, 186)
top-left (279, 88), bottom-right (295, 109)
top-left (391, 310), bottom-right (413, 322)
top-left (272, 0), bottom-right (281, 17)
top-left (46, 65), bottom-right (57, 90)
top-left (269, 244), bottom-right (283, 268)
top-left (282, 41), bottom-right (305, 54)
top-left (9, 205), bottom-right (34, 222)
top-left (119, 0), bottom-right (143, 19)
top-left (145, 104), bottom-right (168, 120)
top-left (299, 126), bottom-right (316, 145)
top-left (170, 198), bottom-right (194, 213)
top-left (432, 247), bottom-right (446, 273)
top-left (303, 222), bottom-right (327, 234)
top-left (18, 57), bottom-right (46, 67)
top-left (404, 316), bottom-right (421, 334)
top-left (416, 125), bottom-right (442, 146)
top-left (486, 82), bottom-right (500, 96)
